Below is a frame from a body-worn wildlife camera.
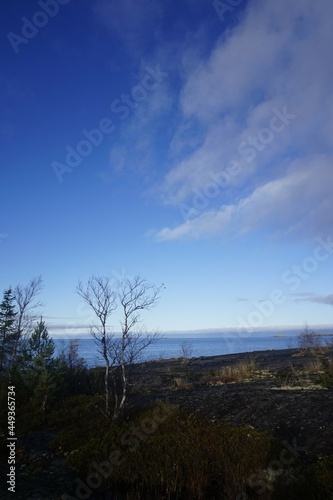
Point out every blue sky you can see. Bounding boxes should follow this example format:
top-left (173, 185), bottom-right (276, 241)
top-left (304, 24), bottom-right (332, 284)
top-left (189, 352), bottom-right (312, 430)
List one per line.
top-left (1, 0), bottom-right (333, 336)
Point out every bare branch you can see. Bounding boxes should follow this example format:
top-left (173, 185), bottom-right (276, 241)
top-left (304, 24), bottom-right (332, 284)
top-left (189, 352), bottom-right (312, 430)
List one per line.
top-left (118, 275), bottom-right (162, 335)
top-left (124, 329), bottom-right (162, 365)
top-left (9, 276), bottom-right (44, 372)
top-left (14, 275), bottom-right (44, 337)
top-left (15, 276), bottom-right (43, 314)
top-left (76, 275), bottom-right (117, 330)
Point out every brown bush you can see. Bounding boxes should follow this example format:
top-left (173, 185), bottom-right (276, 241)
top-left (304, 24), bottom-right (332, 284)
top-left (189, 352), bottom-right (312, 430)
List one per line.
top-left (209, 359), bottom-right (257, 384)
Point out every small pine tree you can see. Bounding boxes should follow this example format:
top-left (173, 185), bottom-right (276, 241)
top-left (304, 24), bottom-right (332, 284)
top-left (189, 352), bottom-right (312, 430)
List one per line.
top-left (25, 318), bottom-right (54, 371)
top-left (24, 318), bottom-right (56, 410)
top-left (0, 288), bottom-right (17, 373)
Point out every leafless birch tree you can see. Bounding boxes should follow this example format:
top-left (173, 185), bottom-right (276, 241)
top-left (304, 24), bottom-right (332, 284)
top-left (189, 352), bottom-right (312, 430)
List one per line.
top-left (76, 275), bottom-right (117, 416)
top-left (115, 275), bottom-right (162, 419)
top-left (76, 274), bottom-right (162, 419)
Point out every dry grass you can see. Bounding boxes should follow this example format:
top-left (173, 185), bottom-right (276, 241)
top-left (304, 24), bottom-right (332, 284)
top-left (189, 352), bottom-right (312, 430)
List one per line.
top-left (209, 359), bottom-right (257, 385)
top-left (173, 377), bottom-right (191, 389)
top-left (305, 358), bottom-right (326, 373)
top-left (276, 358), bottom-right (333, 390)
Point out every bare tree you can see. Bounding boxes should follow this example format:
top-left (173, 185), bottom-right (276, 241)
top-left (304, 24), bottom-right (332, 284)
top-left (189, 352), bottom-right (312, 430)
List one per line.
top-left (297, 323), bottom-right (322, 354)
top-left (76, 274), bottom-right (162, 419)
top-left (180, 340), bottom-right (193, 360)
top-left (76, 276), bottom-right (117, 416)
top-left (11, 276), bottom-right (43, 371)
top-left (115, 275), bottom-right (162, 418)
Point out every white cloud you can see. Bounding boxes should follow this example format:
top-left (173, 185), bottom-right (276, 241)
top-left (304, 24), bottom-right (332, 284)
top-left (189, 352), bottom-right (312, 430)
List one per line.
top-left (157, 156), bottom-right (333, 241)
top-left (157, 0), bottom-right (333, 242)
top-left (156, 205), bottom-right (234, 241)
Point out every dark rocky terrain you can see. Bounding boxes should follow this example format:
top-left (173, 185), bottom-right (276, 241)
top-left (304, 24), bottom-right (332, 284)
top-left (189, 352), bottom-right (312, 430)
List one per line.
top-left (129, 347), bottom-right (333, 456)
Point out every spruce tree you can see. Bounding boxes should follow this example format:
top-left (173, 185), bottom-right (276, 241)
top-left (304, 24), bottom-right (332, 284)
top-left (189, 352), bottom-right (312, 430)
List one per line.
top-left (0, 288), bottom-right (17, 373)
top-left (25, 318), bottom-right (55, 374)
top-left (24, 318), bottom-right (56, 410)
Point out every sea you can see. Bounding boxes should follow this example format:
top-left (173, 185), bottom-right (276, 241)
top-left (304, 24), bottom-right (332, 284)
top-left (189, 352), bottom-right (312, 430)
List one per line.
top-left (53, 328), bottom-right (333, 368)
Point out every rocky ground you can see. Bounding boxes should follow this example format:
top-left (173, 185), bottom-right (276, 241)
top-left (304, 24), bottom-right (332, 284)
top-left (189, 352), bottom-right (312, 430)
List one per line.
top-left (130, 347), bottom-right (333, 456)
top-left (1, 347), bottom-right (333, 499)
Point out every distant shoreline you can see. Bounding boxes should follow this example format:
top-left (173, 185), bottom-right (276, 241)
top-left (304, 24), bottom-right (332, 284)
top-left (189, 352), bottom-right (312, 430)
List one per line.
top-left (273, 333), bottom-right (333, 337)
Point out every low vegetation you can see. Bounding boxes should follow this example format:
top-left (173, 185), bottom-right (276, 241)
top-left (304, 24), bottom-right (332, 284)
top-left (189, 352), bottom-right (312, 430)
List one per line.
top-left (208, 358), bottom-right (257, 384)
top-left (296, 323), bottom-right (330, 355)
top-left (4, 391), bottom-right (332, 499)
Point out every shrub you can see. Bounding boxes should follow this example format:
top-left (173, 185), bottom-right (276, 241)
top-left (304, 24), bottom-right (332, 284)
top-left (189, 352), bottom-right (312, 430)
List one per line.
top-left (320, 366), bottom-right (333, 389)
top-left (53, 401), bottom-right (274, 499)
top-left (297, 324), bottom-right (323, 354)
top-left (173, 376), bottom-right (191, 389)
top-left (209, 359), bottom-right (257, 384)
top-left (305, 358), bottom-right (326, 373)
top-left (117, 412), bottom-right (272, 499)
top-left (179, 340), bottom-right (193, 360)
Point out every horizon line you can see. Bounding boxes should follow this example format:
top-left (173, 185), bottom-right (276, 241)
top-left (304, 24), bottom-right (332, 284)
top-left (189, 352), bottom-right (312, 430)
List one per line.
top-left (48, 323), bottom-right (333, 337)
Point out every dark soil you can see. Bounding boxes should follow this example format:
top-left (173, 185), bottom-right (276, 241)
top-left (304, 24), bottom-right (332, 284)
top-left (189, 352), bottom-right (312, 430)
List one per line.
top-left (129, 347), bottom-right (333, 456)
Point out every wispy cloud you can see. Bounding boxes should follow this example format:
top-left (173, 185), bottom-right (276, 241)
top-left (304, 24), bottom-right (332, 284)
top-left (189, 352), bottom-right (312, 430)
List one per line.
top-left (155, 0), bottom-right (333, 242)
top-left (294, 293), bottom-right (333, 306)
top-left (98, 63), bottom-right (172, 185)
top-left (311, 295), bottom-right (333, 306)
top-left (47, 323), bottom-right (91, 331)
top-left (156, 155), bottom-right (333, 241)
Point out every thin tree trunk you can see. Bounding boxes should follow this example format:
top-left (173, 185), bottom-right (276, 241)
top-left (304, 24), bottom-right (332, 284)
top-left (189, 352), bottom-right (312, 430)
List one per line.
top-left (102, 336), bottom-right (110, 416)
top-left (112, 334), bottom-right (127, 420)
top-left (104, 361), bottom-right (109, 416)
top-left (42, 394), bottom-right (48, 412)
top-left (118, 357), bottom-right (127, 416)
top-left (112, 374), bottom-right (118, 413)
top-left (9, 331), bottom-right (21, 375)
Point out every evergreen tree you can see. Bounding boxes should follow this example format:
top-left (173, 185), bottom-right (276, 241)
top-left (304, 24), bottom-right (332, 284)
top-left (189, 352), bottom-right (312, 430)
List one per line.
top-left (25, 318), bottom-right (55, 374)
top-left (24, 318), bottom-right (56, 410)
top-left (0, 288), bottom-right (17, 373)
